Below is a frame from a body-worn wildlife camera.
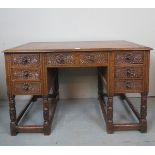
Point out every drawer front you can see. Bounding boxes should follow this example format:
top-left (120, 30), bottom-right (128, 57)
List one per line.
top-left (114, 67), bottom-right (143, 78)
top-left (47, 53), bottom-right (76, 65)
top-left (12, 82), bottom-right (41, 95)
top-left (114, 79), bottom-right (143, 93)
top-left (115, 52), bottom-right (144, 65)
top-left (11, 54), bottom-right (40, 67)
top-left (12, 69), bottom-right (41, 81)
top-left (79, 52), bottom-right (108, 65)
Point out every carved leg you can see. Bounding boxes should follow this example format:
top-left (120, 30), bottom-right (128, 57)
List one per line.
top-left (140, 92), bottom-right (148, 133)
top-left (107, 96), bottom-right (113, 134)
top-left (8, 95), bottom-right (17, 136)
top-left (43, 95), bottom-right (50, 135)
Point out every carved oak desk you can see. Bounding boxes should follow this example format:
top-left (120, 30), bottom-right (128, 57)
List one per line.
top-left (3, 41), bottom-right (152, 135)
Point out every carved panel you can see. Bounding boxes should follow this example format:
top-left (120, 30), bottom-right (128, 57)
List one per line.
top-left (79, 52), bottom-right (108, 65)
top-left (115, 67), bottom-right (143, 78)
top-left (115, 79), bottom-right (143, 92)
top-left (11, 54), bottom-right (40, 66)
top-left (47, 53), bottom-right (76, 65)
top-left (12, 69), bottom-right (41, 80)
top-left (115, 52), bottom-right (144, 64)
top-left (13, 82), bottom-right (41, 94)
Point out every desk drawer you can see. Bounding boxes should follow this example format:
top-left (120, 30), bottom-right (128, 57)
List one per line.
top-left (12, 82), bottom-right (41, 95)
top-left (47, 53), bottom-right (76, 65)
top-left (11, 69), bottom-right (41, 81)
top-left (114, 79), bottom-right (143, 93)
top-left (115, 52), bottom-right (144, 65)
top-left (11, 54), bottom-right (40, 67)
top-left (114, 67), bottom-right (143, 79)
top-left (79, 52), bottom-right (108, 65)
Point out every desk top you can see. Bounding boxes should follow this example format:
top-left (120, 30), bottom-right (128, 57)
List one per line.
top-left (4, 40), bottom-right (152, 53)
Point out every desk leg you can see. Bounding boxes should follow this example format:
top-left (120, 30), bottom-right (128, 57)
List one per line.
top-left (43, 95), bottom-right (50, 135)
top-left (8, 95), bottom-right (17, 136)
top-left (107, 96), bottom-right (113, 134)
top-left (140, 92), bottom-right (147, 133)
top-left (55, 69), bottom-right (59, 99)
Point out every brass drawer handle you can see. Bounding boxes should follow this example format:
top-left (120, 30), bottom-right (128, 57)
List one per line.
top-left (23, 71), bottom-right (29, 78)
top-left (23, 83), bottom-right (31, 91)
top-left (125, 81), bottom-right (132, 89)
top-left (126, 69), bottom-right (136, 77)
top-left (22, 56), bottom-right (30, 65)
top-left (125, 53), bottom-right (134, 62)
top-left (85, 55), bottom-right (94, 62)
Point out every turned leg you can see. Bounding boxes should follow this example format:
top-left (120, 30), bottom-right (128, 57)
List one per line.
top-left (140, 92), bottom-right (148, 133)
top-left (98, 69), bottom-right (104, 97)
top-left (8, 95), bottom-right (17, 136)
top-left (107, 96), bottom-right (113, 134)
top-left (55, 69), bottom-right (59, 98)
top-left (43, 95), bottom-right (50, 135)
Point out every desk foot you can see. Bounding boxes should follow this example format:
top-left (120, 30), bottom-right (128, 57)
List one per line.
top-left (10, 122), bottom-right (17, 136)
top-left (106, 97), bottom-right (113, 134)
top-left (8, 95), bottom-right (17, 136)
top-left (140, 92), bottom-right (148, 133)
top-left (43, 95), bottom-right (50, 135)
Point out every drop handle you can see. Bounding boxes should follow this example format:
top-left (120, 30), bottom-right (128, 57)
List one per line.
top-left (86, 55), bottom-right (94, 62)
top-left (23, 71), bottom-right (29, 78)
top-left (125, 81), bottom-right (132, 89)
top-left (23, 83), bottom-right (30, 91)
top-left (126, 69), bottom-right (135, 77)
top-left (125, 53), bottom-right (134, 62)
top-left (22, 56), bottom-right (30, 65)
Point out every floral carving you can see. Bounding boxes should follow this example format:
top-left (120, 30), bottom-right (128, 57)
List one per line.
top-left (47, 53), bottom-right (75, 65)
top-left (80, 53), bottom-right (108, 64)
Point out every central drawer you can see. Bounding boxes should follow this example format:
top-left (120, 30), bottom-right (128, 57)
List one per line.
top-left (46, 52), bottom-right (108, 66)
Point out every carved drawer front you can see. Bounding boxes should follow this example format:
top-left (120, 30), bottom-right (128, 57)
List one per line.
top-left (115, 79), bottom-right (143, 93)
top-left (115, 52), bottom-right (144, 65)
top-left (114, 67), bottom-right (143, 78)
top-left (47, 53), bottom-right (76, 65)
top-left (13, 82), bottom-right (41, 95)
top-left (79, 52), bottom-right (108, 65)
top-left (11, 54), bottom-right (40, 67)
top-left (12, 69), bottom-right (41, 81)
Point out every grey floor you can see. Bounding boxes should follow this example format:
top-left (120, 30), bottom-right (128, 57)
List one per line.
top-left (0, 97), bottom-right (155, 146)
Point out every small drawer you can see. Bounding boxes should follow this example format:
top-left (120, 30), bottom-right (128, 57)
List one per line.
top-left (114, 79), bottom-right (143, 93)
top-left (47, 53), bottom-right (76, 65)
top-left (79, 52), bottom-right (108, 65)
top-left (115, 52), bottom-right (144, 65)
top-left (114, 67), bottom-right (143, 78)
top-left (12, 82), bottom-right (41, 95)
top-left (11, 54), bottom-right (40, 67)
top-left (11, 69), bottom-right (41, 81)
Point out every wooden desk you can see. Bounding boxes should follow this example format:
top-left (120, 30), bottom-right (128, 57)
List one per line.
top-left (3, 41), bottom-right (153, 135)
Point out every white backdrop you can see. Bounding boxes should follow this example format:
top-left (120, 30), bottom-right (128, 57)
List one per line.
top-left (0, 8), bottom-right (155, 100)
